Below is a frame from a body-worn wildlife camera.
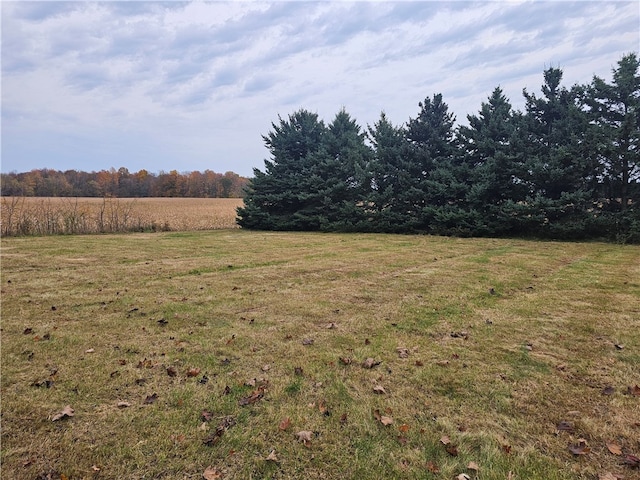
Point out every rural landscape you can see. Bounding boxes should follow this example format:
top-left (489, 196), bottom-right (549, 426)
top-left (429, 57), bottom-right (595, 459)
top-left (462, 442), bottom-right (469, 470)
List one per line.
top-left (1, 196), bottom-right (639, 479)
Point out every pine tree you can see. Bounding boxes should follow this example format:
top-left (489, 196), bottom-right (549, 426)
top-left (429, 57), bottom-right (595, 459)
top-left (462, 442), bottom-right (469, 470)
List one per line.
top-left (236, 109), bottom-right (328, 230)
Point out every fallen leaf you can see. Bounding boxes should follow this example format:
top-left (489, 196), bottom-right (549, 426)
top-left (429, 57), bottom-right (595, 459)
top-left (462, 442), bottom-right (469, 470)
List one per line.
top-left (201, 410), bottom-right (214, 422)
top-left (339, 357), bottom-right (352, 365)
top-left (166, 366), bottom-right (178, 377)
top-left (556, 421), bottom-right (574, 433)
top-left (627, 385), bottom-right (640, 396)
top-left (599, 473), bottom-right (622, 480)
top-left (265, 450), bottom-right (279, 462)
top-left (467, 461), bottom-right (480, 471)
top-left (436, 360), bottom-right (450, 367)
top-left (502, 444), bottom-right (512, 454)
top-left (51, 405), bottom-right (74, 421)
top-left (373, 385), bottom-right (386, 394)
top-left (380, 416), bottom-right (393, 426)
top-left (85, 348), bottom-right (95, 353)
top-left (143, 393), bottom-right (158, 404)
top-left (456, 474), bottom-right (471, 480)
top-left (279, 417), bottom-right (291, 431)
top-left (569, 439), bottom-right (590, 456)
top-left (186, 367), bottom-right (201, 377)
top-left (614, 343), bottom-right (624, 350)
top-left (238, 386), bottom-right (265, 406)
top-left (396, 347), bottom-right (409, 358)
top-left (398, 424), bottom-right (410, 433)
top-left (340, 413), bottom-right (348, 425)
top-left (302, 338), bottom-right (314, 345)
top-left (623, 453), bottom-right (639, 467)
top-left (426, 461), bottom-right (440, 473)
top-left (91, 465), bottom-right (101, 472)
top-left (602, 386), bottom-right (615, 395)
top-left (202, 466), bottom-right (223, 479)
top-left (262, 364), bottom-right (270, 372)
top-left (440, 435), bottom-right (451, 445)
top-left (23, 327), bottom-right (34, 335)
top-left (296, 430), bottom-right (313, 447)
top-left (203, 416), bottom-right (236, 446)
top-left (362, 358), bottom-right (381, 369)
top-left (446, 444), bottom-right (459, 456)
top-left (117, 401), bottom-right (131, 408)
top-left (397, 435), bottom-right (408, 445)
top-left (607, 442), bottom-right (623, 455)
top-left (294, 366), bottom-right (304, 375)
top-left (325, 322), bottom-right (337, 329)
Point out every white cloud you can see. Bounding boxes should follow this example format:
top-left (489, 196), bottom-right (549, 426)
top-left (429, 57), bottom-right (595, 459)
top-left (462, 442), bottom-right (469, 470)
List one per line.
top-left (2, 1), bottom-right (638, 177)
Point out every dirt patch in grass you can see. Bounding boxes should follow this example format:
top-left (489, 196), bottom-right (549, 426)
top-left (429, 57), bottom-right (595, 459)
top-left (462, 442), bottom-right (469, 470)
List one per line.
top-left (1, 232), bottom-right (639, 479)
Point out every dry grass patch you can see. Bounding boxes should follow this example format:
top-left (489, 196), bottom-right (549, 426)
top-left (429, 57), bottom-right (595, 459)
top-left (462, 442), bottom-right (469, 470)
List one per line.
top-left (1, 231), bottom-right (639, 479)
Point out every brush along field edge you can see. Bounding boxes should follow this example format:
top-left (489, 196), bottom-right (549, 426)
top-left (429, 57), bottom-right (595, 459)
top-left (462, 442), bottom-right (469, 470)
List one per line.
top-left (1, 231), bottom-right (639, 479)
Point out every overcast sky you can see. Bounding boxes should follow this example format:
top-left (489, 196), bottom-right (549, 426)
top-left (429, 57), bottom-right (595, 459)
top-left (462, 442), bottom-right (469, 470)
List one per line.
top-left (2, 1), bottom-right (638, 177)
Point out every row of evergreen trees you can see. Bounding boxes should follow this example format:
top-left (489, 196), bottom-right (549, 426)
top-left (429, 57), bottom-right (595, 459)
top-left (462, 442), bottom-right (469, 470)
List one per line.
top-left (237, 53), bottom-right (639, 242)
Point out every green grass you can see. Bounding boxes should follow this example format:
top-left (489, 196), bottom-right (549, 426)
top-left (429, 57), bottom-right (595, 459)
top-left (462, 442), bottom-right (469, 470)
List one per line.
top-left (1, 231), bottom-right (639, 479)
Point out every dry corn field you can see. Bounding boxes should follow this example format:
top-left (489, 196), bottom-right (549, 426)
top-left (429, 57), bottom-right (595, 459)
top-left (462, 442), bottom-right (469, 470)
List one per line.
top-left (0, 197), bottom-right (243, 236)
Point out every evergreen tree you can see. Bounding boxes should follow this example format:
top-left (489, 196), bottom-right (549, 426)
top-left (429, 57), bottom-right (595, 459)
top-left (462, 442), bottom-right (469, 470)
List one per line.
top-left (367, 112), bottom-right (418, 231)
top-left (405, 93), bottom-right (463, 233)
top-left (237, 109), bottom-right (328, 230)
top-left (318, 109), bottom-right (372, 231)
top-left (588, 53), bottom-right (640, 213)
top-left (458, 87), bottom-right (527, 235)
top-left (520, 68), bottom-right (594, 238)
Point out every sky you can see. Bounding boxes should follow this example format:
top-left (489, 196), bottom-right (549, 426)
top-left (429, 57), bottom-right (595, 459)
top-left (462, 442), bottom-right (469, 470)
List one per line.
top-left (2, 1), bottom-right (639, 178)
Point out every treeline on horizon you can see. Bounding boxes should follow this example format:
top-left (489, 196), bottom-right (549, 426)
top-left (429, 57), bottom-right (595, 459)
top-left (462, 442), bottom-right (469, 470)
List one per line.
top-left (0, 168), bottom-right (249, 198)
top-left (238, 53), bottom-right (640, 243)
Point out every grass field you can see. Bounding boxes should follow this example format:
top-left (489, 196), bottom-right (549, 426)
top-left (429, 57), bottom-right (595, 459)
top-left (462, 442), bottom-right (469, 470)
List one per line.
top-left (1, 230), bottom-right (639, 479)
top-left (1, 197), bottom-right (242, 236)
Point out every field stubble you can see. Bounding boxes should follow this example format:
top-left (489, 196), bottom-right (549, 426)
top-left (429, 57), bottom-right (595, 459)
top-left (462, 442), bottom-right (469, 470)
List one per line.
top-left (1, 197), bottom-right (243, 236)
top-left (1, 231), bottom-right (639, 479)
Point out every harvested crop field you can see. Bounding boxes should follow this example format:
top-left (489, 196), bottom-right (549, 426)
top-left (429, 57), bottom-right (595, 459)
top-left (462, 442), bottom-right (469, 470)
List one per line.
top-left (0, 197), bottom-right (243, 236)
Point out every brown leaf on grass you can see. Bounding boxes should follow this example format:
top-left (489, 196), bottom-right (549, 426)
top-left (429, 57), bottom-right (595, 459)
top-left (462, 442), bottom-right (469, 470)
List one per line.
top-left (373, 385), bottom-right (386, 394)
top-left (603, 386), bottom-right (616, 395)
top-left (456, 474), bottom-right (471, 480)
top-left (296, 430), bottom-right (313, 447)
top-left (294, 366), bottom-right (304, 375)
top-left (143, 393), bottom-right (158, 405)
top-left (302, 338), bottom-right (314, 345)
top-left (137, 358), bottom-right (154, 369)
top-left (396, 347), bottom-right (409, 358)
top-left (467, 461), bottom-right (480, 471)
top-left (569, 439), bottom-right (591, 456)
top-left (166, 366), bottom-right (178, 377)
top-left (201, 410), bottom-right (214, 422)
top-left (623, 454), bottom-right (640, 467)
top-left (265, 450), bottom-right (279, 462)
top-left (202, 466), bottom-right (223, 479)
top-left (339, 357), bottom-right (352, 365)
top-left (398, 424), bottom-right (410, 433)
top-left (186, 367), bottom-right (201, 377)
top-left (117, 401), bottom-right (131, 408)
top-left (606, 442), bottom-right (623, 455)
top-left (426, 461), bottom-right (440, 473)
top-left (279, 417), bottom-right (291, 431)
top-left (23, 327), bottom-right (34, 335)
top-left (436, 360), bottom-right (450, 367)
top-left (556, 421), bottom-right (574, 433)
top-left (440, 435), bottom-right (451, 445)
top-left (362, 358), bottom-right (381, 369)
top-left (415, 360), bottom-right (424, 367)
top-left (599, 473), bottom-right (624, 480)
top-left (502, 444), bottom-right (512, 454)
top-left (325, 322), bottom-right (337, 329)
top-left (340, 413), bottom-right (348, 425)
top-left (238, 386), bottom-right (265, 406)
top-left (397, 435), bottom-right (408, 445)
top-left (203, 416), bottom-right (236, 446)
top-left (373, 409), bottom-right (393, 425)
top-left (627, 385), bottom-right (640, 396)
top-left (51, 405), bottom-right (74, 421)
top-left (261, 364), bottom-right (271, 372)
top-left (446, 445), bottom-right (459, 456)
